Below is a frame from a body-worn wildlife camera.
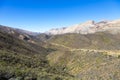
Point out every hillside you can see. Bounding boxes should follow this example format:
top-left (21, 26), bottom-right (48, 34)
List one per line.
top-left (0, 50), bottom-right (74, 80)
top-left (47, 50), bottom-right (120, 80)
top-left (0, 21), bottom-right (120, 80)
top-left (0, 25), bottom-right (38, 36)
top-left (0, 26), bottom-right (74, 80)
top-left (0, 28), bottom-right (48, 56)
top-left (48, 32), bottom-right (120, 50)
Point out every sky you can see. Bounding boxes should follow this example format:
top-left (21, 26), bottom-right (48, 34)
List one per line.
top-left (0, 0), bottom-right (120, 32)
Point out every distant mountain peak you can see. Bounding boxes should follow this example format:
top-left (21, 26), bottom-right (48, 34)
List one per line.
top-left (46, 19), bottom-right (120, 35)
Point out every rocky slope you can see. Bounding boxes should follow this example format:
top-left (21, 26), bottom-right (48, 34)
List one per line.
top-left (46, 19), bottom-right (120, 35)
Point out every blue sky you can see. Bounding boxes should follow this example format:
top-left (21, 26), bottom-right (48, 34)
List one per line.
top-left (0, 0), bottom-right (120, 32)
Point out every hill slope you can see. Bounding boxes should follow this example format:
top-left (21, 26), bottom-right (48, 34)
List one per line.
top-left (47, 50), bottom-right (120, 80)
top-left (0, 26), bottom-right (74, 80)
top-left (0, 29), bottom-right (48, 56)
top-left (1, 22), bottom-right (120, 80)
top-left (48, 32), bottom-right (120, 50)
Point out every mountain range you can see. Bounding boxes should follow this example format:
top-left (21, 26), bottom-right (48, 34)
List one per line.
top-left (46, 19), bottom-right (120, 35)
top-left (0, 19), bottom-right (120, 80)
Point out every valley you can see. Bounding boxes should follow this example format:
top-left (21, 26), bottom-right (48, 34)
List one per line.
top-left (0, 19), bottom-right (120, 80)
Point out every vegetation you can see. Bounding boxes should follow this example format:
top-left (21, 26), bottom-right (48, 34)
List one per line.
top-left (48, 32), bottom-right (120, 50)
top-left (0, 29), bottom-right (74, 80)
top-left (0, 30), bottom-right (48, 56)
top-left (47, 50), bottom-right (120, 80)
top-left (0, 26), bottom-right (120, 80)
top-left (0, 50), bottom-right (74, 80)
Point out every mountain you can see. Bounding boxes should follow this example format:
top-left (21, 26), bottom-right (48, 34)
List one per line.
top-left (46, 19), bottom-right (120, 35)
top-left (0, 25), bottom-right (74, 80)
top-left (0, 19), bottom-right (120, 80)
top-left (0, 25), bottom-right (40, 43)
top-left (46, 19), bottom-right (120, 50)
top-left (14, 28), bottom-right (39, 36)
top-left (0, 26), bottom-right (49, 57)
top-left (0, 25), bottom-right (38, 36)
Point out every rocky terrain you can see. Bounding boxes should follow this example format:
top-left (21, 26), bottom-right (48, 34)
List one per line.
top-left (46, 19), bottom-right (120, 35)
